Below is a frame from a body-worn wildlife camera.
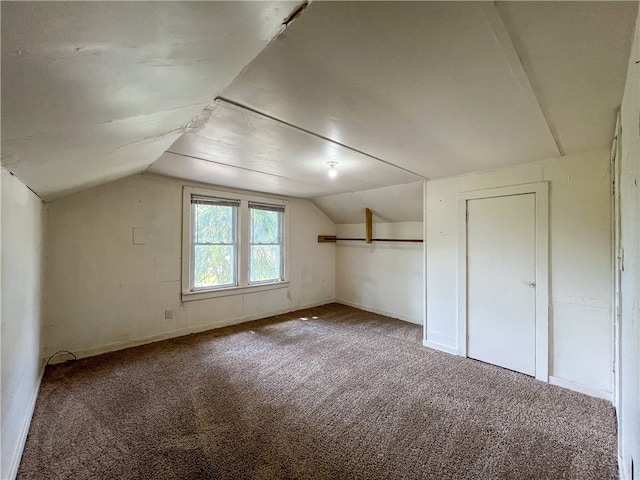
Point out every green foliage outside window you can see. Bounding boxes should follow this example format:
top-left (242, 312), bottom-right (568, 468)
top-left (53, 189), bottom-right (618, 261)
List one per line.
top-left (193, 204), bottom-right (235, 288)
top-left (250, 208), bottom-right (282, 282)
top-left (188, 195), bottom-right (285, 292)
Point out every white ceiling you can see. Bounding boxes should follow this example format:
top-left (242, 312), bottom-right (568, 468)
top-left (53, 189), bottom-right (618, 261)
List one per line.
top-left (1, 1), bottom-right (302, 200)
top-left (312, 182), bottom-right (425, 224)
top-left (148, 99), bottom-right (419, 198)
top-left (2, 1), bottom-right (637, 223)
top-left (495, 1), bottom-right (636, 155)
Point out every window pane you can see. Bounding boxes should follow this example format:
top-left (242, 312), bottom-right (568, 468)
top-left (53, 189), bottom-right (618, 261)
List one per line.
top-left (250, 245), bottom-right (281, 282)
top-left (194, 245), bottom-right (235, 288)
top-left (195, 204), bottom-right (234, 244)
top-left (250, 208), bottom-right (280, 244)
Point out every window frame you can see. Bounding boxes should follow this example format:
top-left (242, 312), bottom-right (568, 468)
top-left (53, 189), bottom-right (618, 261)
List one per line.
top-left (182, 186), bottom-right (289, 301)
top-left (190, 196), bottom-right (239, 291)
top-left (248, 202), bottom-right (285, 285)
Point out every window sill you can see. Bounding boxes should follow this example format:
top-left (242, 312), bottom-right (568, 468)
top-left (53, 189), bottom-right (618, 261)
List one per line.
top-left (182, 281), bottom-right (290, 302)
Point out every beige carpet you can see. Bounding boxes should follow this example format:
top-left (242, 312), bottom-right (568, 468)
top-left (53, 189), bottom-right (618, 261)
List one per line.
top-left (18, 303), bottom-right (617, 479)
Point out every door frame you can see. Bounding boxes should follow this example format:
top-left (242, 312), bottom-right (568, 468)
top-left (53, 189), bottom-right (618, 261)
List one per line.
top-left (457, 181), bottom-right (549, 382)
top-left (610, 110), bottom-right (622, 410)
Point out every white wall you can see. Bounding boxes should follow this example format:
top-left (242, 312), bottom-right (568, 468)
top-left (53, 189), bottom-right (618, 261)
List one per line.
top-left (335, 222), bottom-right (423, 324)
top-left (425, 149), bottom-right (613, 398)
top-left (44, 174), bottom-right (336, 358)
top-left (618, 9), bottom-right (640, 478)
top-left (1, 170), bottom-right (45, 480)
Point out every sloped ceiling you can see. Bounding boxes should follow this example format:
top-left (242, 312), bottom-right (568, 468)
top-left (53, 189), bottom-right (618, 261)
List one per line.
top-left (312, 182), bottom-right (425, 224)
top-left (1, 1), bottom-right (302, 200)
top-left (2, 1), bottom-right (638, 224)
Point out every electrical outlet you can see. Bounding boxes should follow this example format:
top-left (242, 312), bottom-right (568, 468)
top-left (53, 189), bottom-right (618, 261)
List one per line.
top-left (164, 309), bottom-right (174, 321)
top-left (286, 290), bottom-right (292, 299)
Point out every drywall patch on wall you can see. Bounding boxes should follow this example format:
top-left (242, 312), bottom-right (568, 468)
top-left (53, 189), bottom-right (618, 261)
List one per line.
top-left (44, 174), bottom-right (336, 358)
top-left (1, 169), bottom-right (46, 480)
top-left (425, 149), bottom-right (613, 396)
top-left (335, 222), bottom-right (423, 324)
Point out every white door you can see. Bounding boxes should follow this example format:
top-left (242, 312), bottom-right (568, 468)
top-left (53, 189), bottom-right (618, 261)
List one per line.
top-left (466, 193), bottom-right (536, 376)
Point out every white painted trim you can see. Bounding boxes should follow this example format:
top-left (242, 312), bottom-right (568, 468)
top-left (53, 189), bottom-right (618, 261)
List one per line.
top-left (457, 198), bottom-right (467, 355)
top-left (182, 281), bottom-right (289, 302)
top-left (6, 363), bottom-right (46, 480)
top-left (182, 186), bottom-right (290, 298)
top-left (49, 299), bottom-right (335, 364)
top-left (458, 181), bottom-right (548, 201)
top-left (549, 376), bottom-right (612, 402)
top-left (335, 299), bottom-right (422, 325)
top-left (534, 184), bottom-right (550, 382)
top-left (457, 182), bottom-right (550, 382)
top-left (425, 331), bottom-right (458, 350)
top-left (181, 186), bottom-right (191, 294)
top-left (422, 180), bottom-right (428, 341)
top-left (619, 455), bottom-right (629, 480)
top-left (423, 340), bottom-right (460, 356)
top-left (610, 110), bottom-right (622, 413)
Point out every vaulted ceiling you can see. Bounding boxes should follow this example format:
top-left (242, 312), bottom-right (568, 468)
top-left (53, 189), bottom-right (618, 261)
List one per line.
top-left (1, 1), bottom-right (302, 200)
top-left (2, 1), bottom-right (637, 222)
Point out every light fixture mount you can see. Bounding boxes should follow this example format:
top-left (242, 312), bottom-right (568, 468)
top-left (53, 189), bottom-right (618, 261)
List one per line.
top-left (327, 161), bottom-right (338, 178)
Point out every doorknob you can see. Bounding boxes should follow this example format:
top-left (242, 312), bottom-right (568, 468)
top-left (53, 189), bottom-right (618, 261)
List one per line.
top-left (524, 281), bottom-right (536, 288)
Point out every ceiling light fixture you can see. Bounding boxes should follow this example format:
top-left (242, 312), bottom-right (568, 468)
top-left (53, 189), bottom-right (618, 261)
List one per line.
top-left (327, 161), bottom-right (338, 178)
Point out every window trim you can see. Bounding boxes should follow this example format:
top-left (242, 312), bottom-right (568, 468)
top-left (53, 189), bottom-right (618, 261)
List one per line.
top-left (182, 186), bottom-right (289, 302)
top-left (248, 202), bottom-right (285, 285)
top-left (191, 196), bottom-right (239, 291)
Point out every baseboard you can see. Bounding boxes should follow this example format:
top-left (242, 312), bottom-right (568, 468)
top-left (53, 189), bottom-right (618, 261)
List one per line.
top-left (619, 455), bottom-right (628, 480)
top-left (48, 299), bottom-right (336, 363)
top-left (423, 339), bottom-right (460, 355)
top-left (6, 362), bottom-right (45, 480)
top-left (335, 299), bottom-right (423, 325)
top-left (549, 375), bottom-right (612, 402)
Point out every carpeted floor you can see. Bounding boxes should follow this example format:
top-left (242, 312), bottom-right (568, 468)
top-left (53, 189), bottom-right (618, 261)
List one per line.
top-left (18, 303), bottom-right (617, 479)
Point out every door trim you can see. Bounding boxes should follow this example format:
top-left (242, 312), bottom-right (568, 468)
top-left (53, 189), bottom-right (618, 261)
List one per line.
top-left (457, 182), bottom-right (549, 382)
top-left (610, 110), bottom-right (622, 411)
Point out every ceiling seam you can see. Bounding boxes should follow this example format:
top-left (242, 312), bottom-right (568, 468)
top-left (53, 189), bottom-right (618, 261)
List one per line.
top-left (168, 3), bottom-right (311, 160)
top-left (312, 180), bottom-right (426, 201)
top-left (212, 1), bottom-right (309, 114)
top-left (163, 150), bottom-right (355, 195)
top-left (215, 96), bottom-right (429, 181)
top-left (1, 101), bottom-right (210, 144)
top-left (1, 167), bottom-right (45, 201)
top-left (480, 2), bottom-right (565, 157)
top-left (283, 1), bottom-right (309, 28)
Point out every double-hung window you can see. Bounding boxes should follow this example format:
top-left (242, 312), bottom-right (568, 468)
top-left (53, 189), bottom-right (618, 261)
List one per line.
top-left (182, 187), bottom-right (288, 300)
top-left (191, 196), bottom-right (239, 290)
top-left (249, 202), bottom-right (285, 284)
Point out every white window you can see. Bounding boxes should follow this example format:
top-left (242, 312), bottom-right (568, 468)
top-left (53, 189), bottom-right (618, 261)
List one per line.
top-left (249, 202), bottom-right (285, 284)
top-left (182, 187), bottom-right (288, 300)
top-left (191, 196), bottom-right (239, 290)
